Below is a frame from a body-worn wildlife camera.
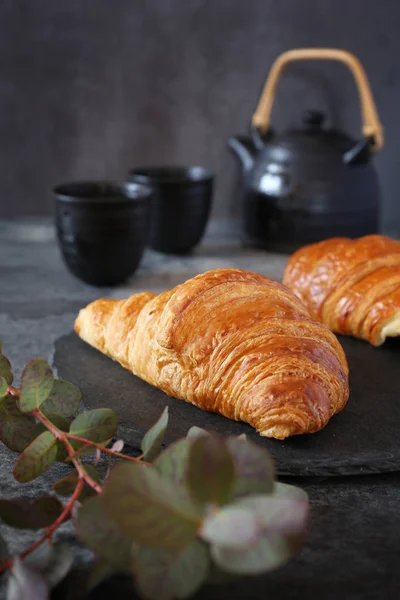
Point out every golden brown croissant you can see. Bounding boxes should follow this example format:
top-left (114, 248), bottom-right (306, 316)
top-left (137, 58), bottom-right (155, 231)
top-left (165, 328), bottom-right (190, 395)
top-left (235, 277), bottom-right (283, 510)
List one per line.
top-left (283, 234), bottom-right (400, 346)
top-left (74, 268), bottom-right (349, 439)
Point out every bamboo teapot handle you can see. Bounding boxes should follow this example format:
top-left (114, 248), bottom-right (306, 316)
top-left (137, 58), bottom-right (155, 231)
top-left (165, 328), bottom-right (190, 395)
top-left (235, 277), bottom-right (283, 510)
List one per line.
top-left (252, 48), bottom-right (384, 151)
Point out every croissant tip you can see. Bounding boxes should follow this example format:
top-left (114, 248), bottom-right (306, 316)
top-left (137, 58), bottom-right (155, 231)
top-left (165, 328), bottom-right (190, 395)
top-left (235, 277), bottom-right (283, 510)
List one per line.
top-left (378, 313), bottom-right (400, 345)
top-left (260, 425), bottom-right (299, 440)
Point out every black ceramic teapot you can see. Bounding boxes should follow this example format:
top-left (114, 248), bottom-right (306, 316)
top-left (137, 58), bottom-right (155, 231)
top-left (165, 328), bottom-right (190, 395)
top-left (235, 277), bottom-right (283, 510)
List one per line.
top-left (228, 48), bottom-right (384, 253)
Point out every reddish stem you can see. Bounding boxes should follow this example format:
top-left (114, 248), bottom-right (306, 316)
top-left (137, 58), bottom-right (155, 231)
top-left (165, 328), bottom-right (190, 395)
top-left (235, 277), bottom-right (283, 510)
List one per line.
top-left (0, 478), bottom-right (85, 573)
top-left (33, 410), bottom-right (102, 494)
top-left (66, 434), bottom-right (145, 463)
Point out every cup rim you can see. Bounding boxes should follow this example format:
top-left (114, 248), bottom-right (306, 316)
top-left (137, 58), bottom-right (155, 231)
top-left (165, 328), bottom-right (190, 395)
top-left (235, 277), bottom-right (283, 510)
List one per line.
top-left (129, 166), bottom-right (213, 184)
top-left (54, 180), bottom-right (152, 204)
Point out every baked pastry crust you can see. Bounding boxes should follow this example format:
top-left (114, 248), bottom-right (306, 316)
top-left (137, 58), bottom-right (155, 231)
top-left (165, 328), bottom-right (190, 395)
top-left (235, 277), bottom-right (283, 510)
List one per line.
top-left (75, 268), bottom-right (349, 439)
top-left (283, 234), bottom-right (400, 346)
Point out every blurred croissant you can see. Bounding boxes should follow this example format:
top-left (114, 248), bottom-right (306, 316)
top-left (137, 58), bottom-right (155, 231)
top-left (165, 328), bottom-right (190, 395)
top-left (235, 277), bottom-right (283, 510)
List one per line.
top-left (283, 234), bottom-right (400, 346)
top-left (75, 268), bottom-right (349, 439)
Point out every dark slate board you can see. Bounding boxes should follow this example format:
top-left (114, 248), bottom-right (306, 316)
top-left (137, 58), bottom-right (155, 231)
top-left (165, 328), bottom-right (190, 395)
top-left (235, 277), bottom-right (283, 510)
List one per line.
top-left (54, 332), bottom-right (400, 477)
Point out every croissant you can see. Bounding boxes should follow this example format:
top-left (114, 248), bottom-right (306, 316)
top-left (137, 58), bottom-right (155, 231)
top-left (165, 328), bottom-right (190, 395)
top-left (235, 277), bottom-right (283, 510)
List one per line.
top-left (283, 234), bottom-right (400, 346)
top-left (74, 268), bottom-right (349, 439)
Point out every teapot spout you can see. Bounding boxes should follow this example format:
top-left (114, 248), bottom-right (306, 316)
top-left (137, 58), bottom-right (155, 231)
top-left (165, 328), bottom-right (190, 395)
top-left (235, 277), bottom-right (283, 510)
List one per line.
top-left (227, 135), bottom-right (256, 173)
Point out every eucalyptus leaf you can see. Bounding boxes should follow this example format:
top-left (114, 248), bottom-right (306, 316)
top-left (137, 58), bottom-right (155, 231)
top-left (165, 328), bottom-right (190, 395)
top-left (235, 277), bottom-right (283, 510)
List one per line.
top-left (53, 465), bottom-right (99, 501)
top-left (210, 493), bottom-right (309, 575)
top-left (13, 431), bottom-right (58, 483)
top-left (186, 426), bottom-right (210, 439)
top-left (236, 494), bottom-right (309, 534)
top-left (135, 540), bottom-right (210, 600)
top-left (0, 395), bottom-right (24, 418)
top-left (33, 413), bottom-right (70, 463)
top-left (76, 494), bottom-right (134, 572)
top-left (101, 462), bottom-right (200, 550)
top-left (154, 438), bottom-right (191, 484)
top-left (187, 434), bottom-right (235, 506)
top-left (0, 397), bottom-right (37, 452)
top-left (69, 409), bottom-right (117, 448)
top-left (0, 496), bottom-right (63, 529)
top-left (141, 406), bottom-right (168, 462)
top-left (24, 542), bottom-right (74, 589)
top-left (0, 355), bottom-right (13, 385)
top-left (0, 376), bottom-right (8, 398)
top-left (226, 436), bottom-right (274, 498)
top-left (274, 482), bottom-right (309, 502)
top-left (200, 506), bottom-right (259, 549)
top-left (211, 529), bottom-right (301, 575)
top-left (40, 379), bottom-right (81, 419)
top-left (54, 443), bottom-right (68, 464)
top-left (53, 471), bottom-right (82, 495)
top-left (18, 359), bottom-right (53, 413)
top-left (7, 558), bottom-right (49, 600)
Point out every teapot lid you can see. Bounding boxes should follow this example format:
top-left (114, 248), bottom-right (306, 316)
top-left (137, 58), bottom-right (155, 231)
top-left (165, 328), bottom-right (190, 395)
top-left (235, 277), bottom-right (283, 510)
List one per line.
top-left (271, 110), bottom-right (357, 155)
top-left (275, 109), bottom-right (356, 155)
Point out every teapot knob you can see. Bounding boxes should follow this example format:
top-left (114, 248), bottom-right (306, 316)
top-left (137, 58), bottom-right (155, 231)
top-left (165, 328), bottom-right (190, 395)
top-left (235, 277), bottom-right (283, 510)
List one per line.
top-left (303, 109), bottom-right (325, 129)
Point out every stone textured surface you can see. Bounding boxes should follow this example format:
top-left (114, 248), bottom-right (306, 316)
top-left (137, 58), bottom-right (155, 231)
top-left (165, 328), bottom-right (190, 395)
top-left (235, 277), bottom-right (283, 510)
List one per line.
top-left (0, 1), bottom-right (400, 236)
top-left (0, 221), bottom-right (399, 599)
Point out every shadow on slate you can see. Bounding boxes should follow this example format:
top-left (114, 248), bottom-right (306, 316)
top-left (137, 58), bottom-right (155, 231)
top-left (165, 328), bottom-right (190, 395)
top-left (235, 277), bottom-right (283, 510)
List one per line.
top-left (54, 332), bottom-right (400, 477)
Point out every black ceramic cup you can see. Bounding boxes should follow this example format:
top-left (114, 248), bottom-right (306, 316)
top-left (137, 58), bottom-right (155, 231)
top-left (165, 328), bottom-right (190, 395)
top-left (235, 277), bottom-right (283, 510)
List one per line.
top-left (54, 181), bottom-right (151, 286)
top-left (129, 166), bottom-right (213, 254)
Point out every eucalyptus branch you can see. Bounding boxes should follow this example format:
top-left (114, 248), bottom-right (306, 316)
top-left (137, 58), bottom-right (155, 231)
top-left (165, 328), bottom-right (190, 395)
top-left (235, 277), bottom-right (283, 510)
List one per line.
top-left (65, 434), bottom-right (146, 463)
top-left (33, 409), bottom-right (103, 494)
top-left (0, 347), bottom-right (309, 600)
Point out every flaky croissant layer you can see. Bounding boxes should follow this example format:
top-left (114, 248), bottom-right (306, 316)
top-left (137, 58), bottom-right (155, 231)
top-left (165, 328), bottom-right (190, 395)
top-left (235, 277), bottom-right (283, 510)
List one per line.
top-left (283, 235), bottom-right (400, 346)
top-left (75, 268), bottom-right (349, 439)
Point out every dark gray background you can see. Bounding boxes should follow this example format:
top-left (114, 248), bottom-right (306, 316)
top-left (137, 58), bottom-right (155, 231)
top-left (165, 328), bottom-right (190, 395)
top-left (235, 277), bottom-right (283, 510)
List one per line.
top-left (1, 0), bottom-right (400, 235)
